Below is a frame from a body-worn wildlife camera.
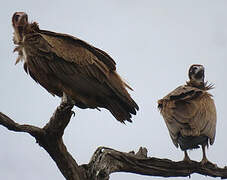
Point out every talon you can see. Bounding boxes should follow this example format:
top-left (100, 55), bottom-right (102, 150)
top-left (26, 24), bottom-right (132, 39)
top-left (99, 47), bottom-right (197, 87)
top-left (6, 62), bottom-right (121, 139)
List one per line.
top-left (183, 158), bottom-right (192, 163)
top-left (200, 159), bottom-right (212, 166)
top-left (200, 158), bottom-right (215, 166)
top-left (61, 92), bottom-right (75, 107)
top-left (200, 158), bottom-right (208, 165)
top-left (71, 111), bottom-right (75, 117)
top-left (58, 102), bottom-right (70, 111)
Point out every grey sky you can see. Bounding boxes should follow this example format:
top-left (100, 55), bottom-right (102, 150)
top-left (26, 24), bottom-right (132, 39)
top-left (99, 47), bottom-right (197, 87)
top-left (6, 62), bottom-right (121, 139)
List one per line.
top-left (1, 1), bottom-right (227, 179)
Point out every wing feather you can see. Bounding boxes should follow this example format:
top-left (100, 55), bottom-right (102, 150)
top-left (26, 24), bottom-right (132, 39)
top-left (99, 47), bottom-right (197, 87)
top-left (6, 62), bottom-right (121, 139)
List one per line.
top-left (38, 30), bottom-right (116, 70)
top-left (36, 31), bottom-right (138, 108)
top-left (37, 31), bottom-right (120, 91)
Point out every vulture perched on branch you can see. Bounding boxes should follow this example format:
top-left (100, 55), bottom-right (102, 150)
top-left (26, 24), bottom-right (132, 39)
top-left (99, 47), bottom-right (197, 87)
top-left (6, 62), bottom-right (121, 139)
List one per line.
top-left (12, 12), bottom-right (139, 123)
top-left (158, 64), bottom-right (216, 164)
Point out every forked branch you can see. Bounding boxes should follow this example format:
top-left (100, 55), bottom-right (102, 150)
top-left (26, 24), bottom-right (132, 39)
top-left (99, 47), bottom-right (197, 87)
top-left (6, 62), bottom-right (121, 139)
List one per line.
top-left (0, 103), bottom-right (83, 180)
top-left (1, 103), bottom-right (227, 180)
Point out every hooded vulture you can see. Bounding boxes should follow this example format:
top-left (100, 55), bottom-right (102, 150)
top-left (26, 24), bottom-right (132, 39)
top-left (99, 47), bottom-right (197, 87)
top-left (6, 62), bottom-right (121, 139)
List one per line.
top-left (12, 12), bottom-right (139, 123)
top-left (158, 64), bottom-right (216, 164)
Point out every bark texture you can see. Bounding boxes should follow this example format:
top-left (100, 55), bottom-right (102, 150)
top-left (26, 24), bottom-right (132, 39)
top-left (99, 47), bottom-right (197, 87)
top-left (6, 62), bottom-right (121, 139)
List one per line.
top-left (0, 102), bottom-right (227, 180)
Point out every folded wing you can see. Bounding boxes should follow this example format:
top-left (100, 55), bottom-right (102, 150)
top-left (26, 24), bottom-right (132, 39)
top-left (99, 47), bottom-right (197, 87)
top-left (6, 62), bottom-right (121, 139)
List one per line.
top-left (23, 30), bottom-right (138, 122)
top-left (158, 85), bottom-right (216, 147)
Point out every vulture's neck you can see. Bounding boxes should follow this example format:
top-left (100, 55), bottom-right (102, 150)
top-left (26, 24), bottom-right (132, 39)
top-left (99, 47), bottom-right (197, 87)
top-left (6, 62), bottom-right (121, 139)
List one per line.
top-left (13, 22), bottom-right (40, 44)
top-left (186, 80), bottom-right (214, 91)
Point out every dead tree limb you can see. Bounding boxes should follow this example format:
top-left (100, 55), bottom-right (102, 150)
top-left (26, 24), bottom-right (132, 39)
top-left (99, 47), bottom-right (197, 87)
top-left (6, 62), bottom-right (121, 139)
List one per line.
top-left (0, 103), bottom-right (84, 180)
top-left (1, 102), bottom-right (227, 180)
top-left (84, 146), bottom-right (227, 180)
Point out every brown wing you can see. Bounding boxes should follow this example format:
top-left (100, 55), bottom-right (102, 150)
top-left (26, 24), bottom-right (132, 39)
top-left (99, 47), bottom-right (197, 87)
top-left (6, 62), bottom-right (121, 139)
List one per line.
top-left (158, 85), bottom-right (216, 147)
top-left (39, 30), bottom-right (116, 71)
top-left (22, 30), bottom-right (138, 122)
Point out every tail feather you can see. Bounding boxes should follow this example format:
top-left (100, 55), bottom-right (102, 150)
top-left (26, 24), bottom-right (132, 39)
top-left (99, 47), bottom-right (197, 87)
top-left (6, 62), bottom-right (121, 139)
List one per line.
top-left (178, 135), bottom-right (208, 150)
top-left (107, 99), bottom-right (134, 123)
top-left (108, 72), bottom-right (139, 111)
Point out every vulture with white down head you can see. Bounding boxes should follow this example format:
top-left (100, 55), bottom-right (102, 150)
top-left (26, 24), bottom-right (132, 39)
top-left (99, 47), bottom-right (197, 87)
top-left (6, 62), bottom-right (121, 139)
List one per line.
top-left (12, 12), bottom-right (139, 123)
top-left (158, 64), bottom-right (216, 164)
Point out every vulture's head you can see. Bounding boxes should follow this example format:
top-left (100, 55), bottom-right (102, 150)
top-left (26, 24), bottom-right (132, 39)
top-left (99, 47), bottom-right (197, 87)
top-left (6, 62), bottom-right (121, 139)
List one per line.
top-left (12, 12), bottom-right (28, 28)
top-left (12, 12), bottom-right (39, 44)
top-left (12, 12), bottom-right (40, 64)
top-left (188, 64), bottom-right (205, 87)
top-left (12, 12), bottom-right (28, 43)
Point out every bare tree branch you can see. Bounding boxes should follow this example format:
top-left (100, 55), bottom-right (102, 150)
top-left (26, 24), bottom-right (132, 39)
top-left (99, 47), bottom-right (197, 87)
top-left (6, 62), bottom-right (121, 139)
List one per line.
top-left (0, 103), bottom-right (83, 180)
top-left (84, 147), bottom-right (227, 180)
top-left (0, 112), bottom-right (44, 137)
top-left (1, 104), bottom-right (227, 180)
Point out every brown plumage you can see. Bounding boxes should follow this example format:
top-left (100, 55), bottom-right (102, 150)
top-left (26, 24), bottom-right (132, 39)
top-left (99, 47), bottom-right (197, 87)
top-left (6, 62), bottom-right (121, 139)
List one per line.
top-left (158, 64), bottom-right (216, 164)
top-left (12, 12), bottom-right (139, 123)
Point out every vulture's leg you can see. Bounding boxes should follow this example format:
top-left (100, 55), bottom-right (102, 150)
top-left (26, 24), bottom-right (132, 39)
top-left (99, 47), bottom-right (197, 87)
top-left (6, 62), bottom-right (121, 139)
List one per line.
top-left (61, 92), bottom-right (75, 106)
top-left (200, 145), bottom-right (209, 165)
top-left (183, 150), bottom-right (191, 162)
top-left (201, 145), bottom-right (217, 166)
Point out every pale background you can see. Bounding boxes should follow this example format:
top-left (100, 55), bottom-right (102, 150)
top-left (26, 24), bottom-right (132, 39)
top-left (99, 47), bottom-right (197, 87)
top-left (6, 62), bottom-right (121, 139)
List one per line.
top-left (0, 1), bottom-right (226, 180)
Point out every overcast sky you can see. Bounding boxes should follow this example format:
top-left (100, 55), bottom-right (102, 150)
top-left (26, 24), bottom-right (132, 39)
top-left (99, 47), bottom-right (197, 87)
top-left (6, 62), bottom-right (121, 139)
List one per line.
top-left (1, 1), bottom-right (227, 180)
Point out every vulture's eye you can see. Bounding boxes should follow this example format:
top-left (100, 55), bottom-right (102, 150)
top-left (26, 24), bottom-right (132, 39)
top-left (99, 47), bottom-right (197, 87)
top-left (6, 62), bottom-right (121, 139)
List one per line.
top-left (14, 15), bottom-right (20, 22)
top-left (190, 66), bottom-right (197, 74)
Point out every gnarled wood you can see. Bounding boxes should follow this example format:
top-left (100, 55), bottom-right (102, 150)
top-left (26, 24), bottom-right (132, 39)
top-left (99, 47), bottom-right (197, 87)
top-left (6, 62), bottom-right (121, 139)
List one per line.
top-left (0, 103), bottom-right (227, 180)
top-left (84, 147), bottom-right (227, 180)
